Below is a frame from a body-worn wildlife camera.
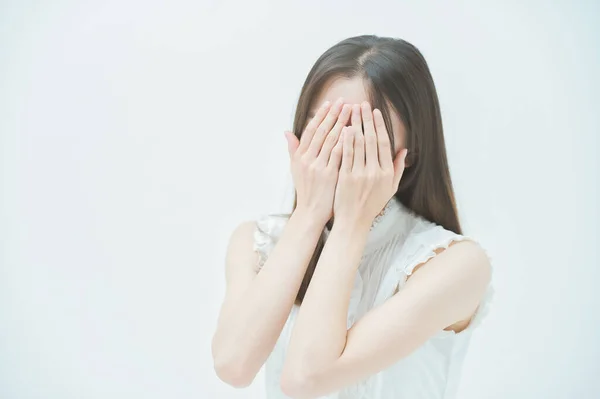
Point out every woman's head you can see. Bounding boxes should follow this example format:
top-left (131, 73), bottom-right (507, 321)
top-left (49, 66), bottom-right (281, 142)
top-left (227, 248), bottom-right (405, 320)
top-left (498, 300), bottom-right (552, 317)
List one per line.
top-left (291, 35), bottom-right (462, 303)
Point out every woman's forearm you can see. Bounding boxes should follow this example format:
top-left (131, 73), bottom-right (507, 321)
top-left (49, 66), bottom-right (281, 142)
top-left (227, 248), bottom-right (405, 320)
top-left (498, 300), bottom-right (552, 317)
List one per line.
top-left (283, 218), bottom-right (370, 379)
top-left (212, 210), bottom-right (325, 383)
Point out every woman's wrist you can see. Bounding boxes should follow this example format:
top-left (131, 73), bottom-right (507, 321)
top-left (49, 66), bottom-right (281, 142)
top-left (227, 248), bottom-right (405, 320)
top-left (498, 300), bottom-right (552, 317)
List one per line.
top-left (290, 206), bottom-right (329, 231)
top-left (332, 211), bottom-right (372, 232)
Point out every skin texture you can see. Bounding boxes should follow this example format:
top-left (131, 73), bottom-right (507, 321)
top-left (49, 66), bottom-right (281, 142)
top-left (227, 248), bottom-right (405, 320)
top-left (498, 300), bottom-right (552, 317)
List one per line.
top-left (211, 77), bottom-right (491, 398)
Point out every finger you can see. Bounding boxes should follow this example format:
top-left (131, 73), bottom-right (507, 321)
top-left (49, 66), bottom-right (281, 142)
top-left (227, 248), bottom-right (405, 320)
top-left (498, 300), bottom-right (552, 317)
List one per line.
top-left (307, 97), bottom-right (344, 157)
top-left (284, 130), bottom-right (300, 158)
top-left (328, 128), bottom-right (344, 170)
top-left (298, 100), bottom-right (331, 153)
top-left (361, 102), bottom-right (378, 170)
top-left (351, 103), bottom-right (362, 133)
top-left (353, 126), bottom-right (365, 172)
top-left (373, 108), bottom-right (393, 169)
top-left (341, 127), bottom-right (354, 172)
top-left (392, 148), bottom-right (408, 189)
top-left (317, 103), bottom-right (352, 165)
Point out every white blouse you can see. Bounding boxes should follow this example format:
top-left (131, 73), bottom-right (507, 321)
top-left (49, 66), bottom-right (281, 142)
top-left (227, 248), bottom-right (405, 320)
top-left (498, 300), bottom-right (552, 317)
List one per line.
top-left (253, 196), bottom-right (494, 399)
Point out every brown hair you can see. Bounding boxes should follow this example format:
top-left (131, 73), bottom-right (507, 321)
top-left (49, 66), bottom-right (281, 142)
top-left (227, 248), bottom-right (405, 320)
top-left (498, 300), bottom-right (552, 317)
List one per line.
top-left (291, 35), bottom-right (462, 304)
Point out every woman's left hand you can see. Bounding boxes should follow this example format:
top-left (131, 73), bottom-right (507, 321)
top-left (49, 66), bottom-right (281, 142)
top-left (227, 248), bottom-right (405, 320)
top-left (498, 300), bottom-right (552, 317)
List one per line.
top-left (333, 102), bottom-right (408, 227)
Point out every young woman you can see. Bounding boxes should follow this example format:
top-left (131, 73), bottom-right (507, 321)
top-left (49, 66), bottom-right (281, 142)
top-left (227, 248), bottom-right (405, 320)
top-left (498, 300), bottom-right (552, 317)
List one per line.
top-left (211, 35), bottom-right (494, 399)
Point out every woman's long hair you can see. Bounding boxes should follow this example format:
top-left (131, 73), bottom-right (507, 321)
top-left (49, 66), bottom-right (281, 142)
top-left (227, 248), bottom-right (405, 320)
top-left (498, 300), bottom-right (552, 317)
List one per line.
top-left (290, 35), bottom-right (462, 305)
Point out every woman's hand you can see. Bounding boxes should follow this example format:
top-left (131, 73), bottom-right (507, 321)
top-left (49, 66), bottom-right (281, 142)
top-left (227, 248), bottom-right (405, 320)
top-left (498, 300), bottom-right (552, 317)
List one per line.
top-left (333, 102), bottom-right (408, 227)
top-left (284, 97), bottom-right (352, 225)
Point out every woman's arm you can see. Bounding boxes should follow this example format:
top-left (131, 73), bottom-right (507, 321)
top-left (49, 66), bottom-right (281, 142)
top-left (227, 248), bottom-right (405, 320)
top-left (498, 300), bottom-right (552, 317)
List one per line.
top-left (281, 230), bottom-right (491, 399)
top-left (281, 217), bottom-right (370, 383)
top-left (281, 103), bottom-right (491, 398)
top-left (212, 98), bottom-right (351, 388)
top-left (211, 210), bottom-right (324, 388)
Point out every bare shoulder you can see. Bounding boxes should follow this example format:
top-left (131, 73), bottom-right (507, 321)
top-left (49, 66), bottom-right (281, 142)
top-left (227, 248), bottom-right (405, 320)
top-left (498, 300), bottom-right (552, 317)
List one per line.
top-left (405, 239), bottom-right (491, 331)
top-left (224, 220), bottom-right (260, 283)
top-left (228, 220), bottom-right (257, 253)
top-left (443, 240), bottom-right (492, 330)
top-left (411, 239), bottom-right (491, 282)
top-left (444, 239), bottom-right (491, 279)
top-left (422, 239), bottom-right (491, 290)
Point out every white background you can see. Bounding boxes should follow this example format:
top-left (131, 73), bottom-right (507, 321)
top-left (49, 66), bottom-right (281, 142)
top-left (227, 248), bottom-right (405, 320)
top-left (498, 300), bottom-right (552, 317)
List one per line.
top-left (1, 1), bottom-right (598, 398)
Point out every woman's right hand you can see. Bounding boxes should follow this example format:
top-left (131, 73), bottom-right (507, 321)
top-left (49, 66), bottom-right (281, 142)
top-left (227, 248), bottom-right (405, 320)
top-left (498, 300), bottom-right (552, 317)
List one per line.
top-left (284, 97), bottom-right (351, 225)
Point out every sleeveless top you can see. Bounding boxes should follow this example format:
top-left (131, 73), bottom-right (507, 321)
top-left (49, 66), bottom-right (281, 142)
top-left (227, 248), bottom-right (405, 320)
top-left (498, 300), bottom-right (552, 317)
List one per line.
top-left (252, 196), bottom-right (494, 399)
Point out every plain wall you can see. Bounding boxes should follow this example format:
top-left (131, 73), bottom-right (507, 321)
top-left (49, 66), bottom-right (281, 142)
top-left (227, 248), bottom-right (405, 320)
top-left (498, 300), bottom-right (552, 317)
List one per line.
top-left (1, 0), bottom-right (598, 398)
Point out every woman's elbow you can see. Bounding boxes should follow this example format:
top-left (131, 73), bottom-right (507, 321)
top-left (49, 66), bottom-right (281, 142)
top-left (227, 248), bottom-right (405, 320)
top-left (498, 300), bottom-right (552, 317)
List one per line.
top-left (280, 369), bottom-right (318, 399)
top-left (213, 354), bottom-right (257, 388)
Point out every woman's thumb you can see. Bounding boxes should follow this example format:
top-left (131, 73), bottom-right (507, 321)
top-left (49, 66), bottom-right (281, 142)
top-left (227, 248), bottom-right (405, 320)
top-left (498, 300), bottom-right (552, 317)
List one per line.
top-left (284, 130), bottom-right (300, 157)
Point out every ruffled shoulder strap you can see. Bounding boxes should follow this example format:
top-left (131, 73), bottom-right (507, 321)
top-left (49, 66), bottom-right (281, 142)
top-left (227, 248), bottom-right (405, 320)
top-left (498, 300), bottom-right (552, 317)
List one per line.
top-left (252, 213), bottom-right (290, 272)
top-left (395, 221), bottom-right (474, 278)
